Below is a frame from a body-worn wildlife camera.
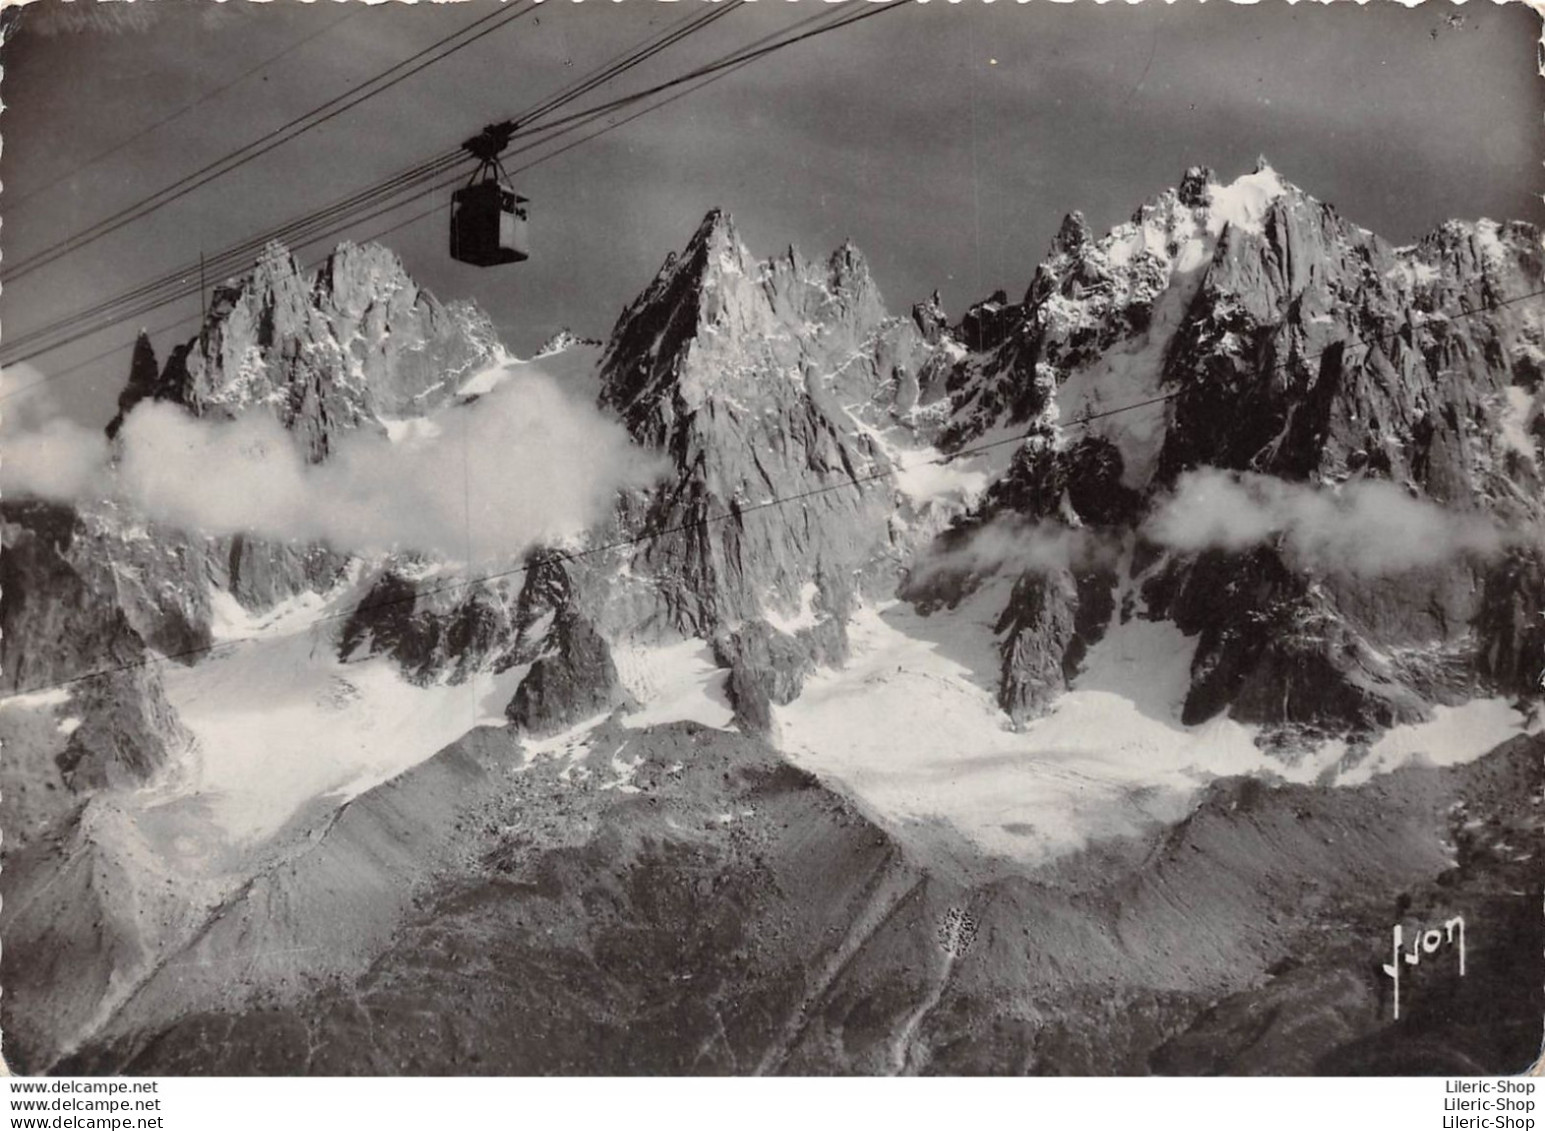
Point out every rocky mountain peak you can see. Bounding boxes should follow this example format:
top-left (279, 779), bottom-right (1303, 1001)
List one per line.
top-left (923, 160), bottom-right (1545, 738)
top-left (592, 209), bottom-right (934, 645)
top-left (9, 159), bottom-right (1545, 1081)
top-left (601, 209), bottom-right (896, 440)
top-left (105, 331), bottom-right (163, 439)
top-left (1052, 210), bottom-right (1093, 255)
top-left (827, 237), bottom-right (868, 283)
top-left (912, 289), bottom-right (948, 342)
top-left (695, 204), bottom-right (734, 239)
top-left (1177, 166), bottom-right (1213, 208)
top-left (111, 239), bottom-right (501, 461)
top-left (211, 239), bottom-right (318, 348)
top-left (684, 206), bottom-right (750, 279)
top-left (311, 240), bottom-right (418, 318)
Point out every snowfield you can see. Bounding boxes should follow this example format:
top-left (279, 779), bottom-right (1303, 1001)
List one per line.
top-left (773, 593), bottom-right (1532, 866)
top-left (614, 635), bottom-right (736, 731)
top-left (170, 572), bottom-right (1531, 865)
top-left (1340, 699), bottom-right (1534, 786)
top-left (456, 342), bottom-right (604, 399)
top-left (166, 585), bottom-right (526, 842)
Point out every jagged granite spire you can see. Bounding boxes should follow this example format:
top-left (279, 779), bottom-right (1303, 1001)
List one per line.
top-left (105, 329), bottom-right (163, 439)
top-left (134, 240), bottom-right (501, 461)
top-left (595, 208), bottom-right (933, 695)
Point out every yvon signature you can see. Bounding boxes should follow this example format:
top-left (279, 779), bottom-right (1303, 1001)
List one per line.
top-left (1383, 915), bottom-right (1465, 1020)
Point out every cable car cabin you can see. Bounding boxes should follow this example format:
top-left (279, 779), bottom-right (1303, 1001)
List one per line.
top-left (450, 182), bottom-right (529, 267)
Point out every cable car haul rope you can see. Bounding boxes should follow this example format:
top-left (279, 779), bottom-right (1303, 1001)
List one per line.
top-left (1, 1), bottom-right (900, 375)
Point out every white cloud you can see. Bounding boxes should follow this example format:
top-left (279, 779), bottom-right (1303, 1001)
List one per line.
top-left (1, 416), bottom-right (112, 503)
top-left (2, 361), bottom-right (64, 434)
top-left (1145, 468), bottom-right (1510, 575)
top-left (3, 366), bottom-right (665, 565)
top-left (908, 514), bottom-right (1112, 588)
top-left (1, 363), bottom-right (116, 503)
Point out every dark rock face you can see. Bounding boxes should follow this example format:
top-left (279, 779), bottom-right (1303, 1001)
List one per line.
top-left (911, 290), bottom-right (949, 343)
top-left (956, 289), bottom-right (1019, 354)
top-left (1143, 548), bottom-right (1433, 729)
top-left (985, 434), bottom-right (1145, 529)
top-left (54, 669), bottom-right (191, 791)
top-left (337, 552), bottom-right (578, 687)
top-left (536, 328), bottom-right (603, 354)
top-left (1139, 193), bottom-right (1543, 728)
top-left (506, 611), bottom-right (633, 736)
top-left (0, 502), bottom-right (192, 840)
top-left (339, 569), bottom-right (521, 686)
top-left (0, 500), bottom-right (210, 701)
top-left (994, 569), bottom-right (1080, 721)
top-left (1475, 549), bottom-right (1545, 693)
top-left (105, 332), bottom-right (162, 440)
top-left (2, 502), bottom-right (144, 696)
top-left (712, 620), bottom-right (815, 734)
top-left (217, 534), bottom-right (351, 613)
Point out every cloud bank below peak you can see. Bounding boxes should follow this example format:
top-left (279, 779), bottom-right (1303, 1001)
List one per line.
top-left (1144, 468), bottom-right (1517, 576)
top-left (1, 364), bottom-right (665, 565)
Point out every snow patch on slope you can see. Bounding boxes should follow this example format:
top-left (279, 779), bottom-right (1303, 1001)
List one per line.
top-left (379, 416), bottom-right (443, 446)
top-left (518, 713), bottom-right (606, 768)
top-left (1339, 699), bottom-right (1530, 786)
top-left (842, 404), bottom-right (988, 510)
top-left (1206, 164), bottom-right (1288, 236)
top-left (614, 636), bottom-right (735, 731)
top-left (167, 585), bottom-right (524, 841)
top-left (1474, 219), bottom-right (1509, 267)
top-left (0, 687), bottom-right (73, 711)
top-left (207, 583), bottom-right (343, 643)
top-left (775, 597), bottom-right (1286, 864)
top-left (840, 401), bottom-right (1011, 551)
top-left (1387, 254), bottom-right (1441, 290)
top-left (772, 591), bottom-right (1527, 866)
top-left (455, 342), bottom-right (602, 399)
top-left (1499, 385), bottom-right (1539, 464)
top-left (765, 581), bottom-right (822, 634)
top-left (1051, 256), bottom-right (1204, 490)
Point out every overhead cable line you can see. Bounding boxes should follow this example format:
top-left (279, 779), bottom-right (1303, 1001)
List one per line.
top-left (0, 2), bottom-right (752, 366)
top-left (0, 23), bottom-right (787, 404)
top-left (4, 284), bottom-right (1540, 702)
top-left (5, 4), bottom-right (364, 213)
top-left (1, 1), bottom-right (534, 286)
top-left (0, 1), bottom-right (886, 371)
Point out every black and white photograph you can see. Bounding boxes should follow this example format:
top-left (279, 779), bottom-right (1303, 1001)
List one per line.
top-left (0, 0), bottom-right (1542, 1089)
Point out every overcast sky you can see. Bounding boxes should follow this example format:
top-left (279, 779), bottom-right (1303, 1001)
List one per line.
top-left (2, 0), bottom-right (1540, 429)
